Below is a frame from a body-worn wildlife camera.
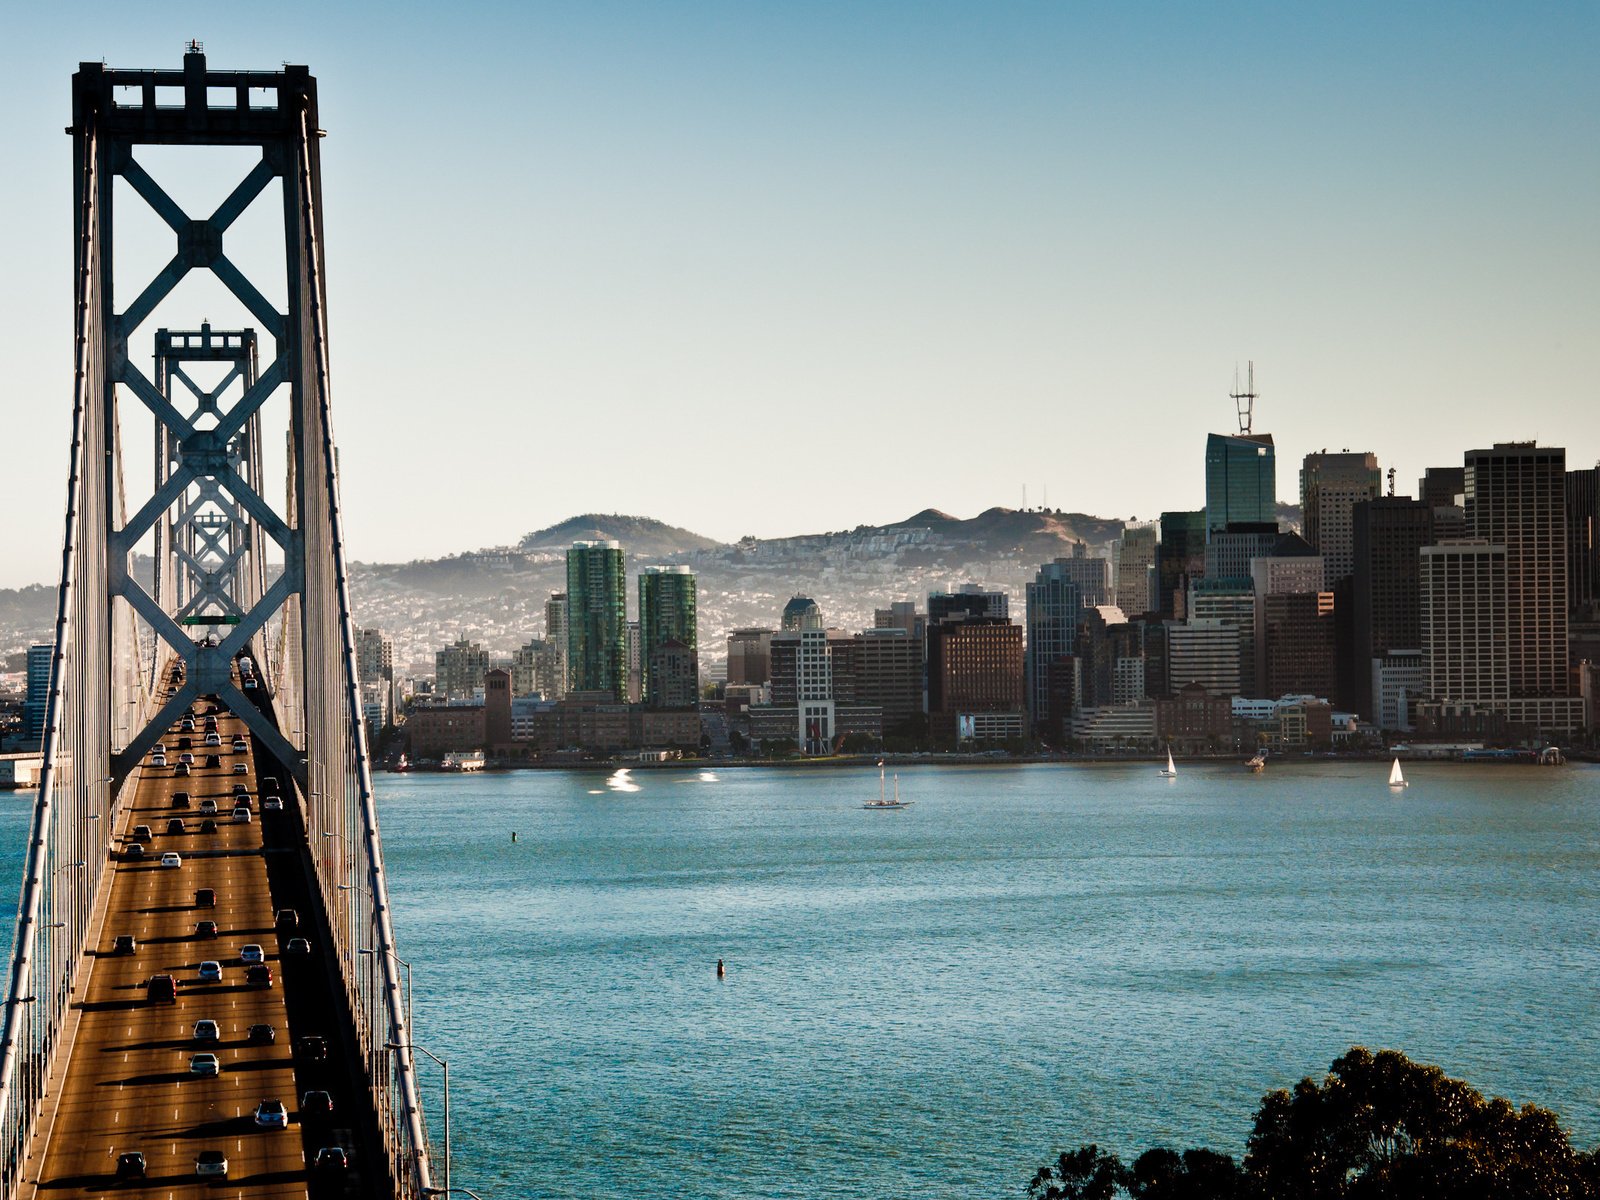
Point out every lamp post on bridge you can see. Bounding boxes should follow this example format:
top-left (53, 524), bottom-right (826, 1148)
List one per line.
top-left (387, 1040), bottom-right (449, 1197)
top-left (356, 944), bottom-right (412, 1040)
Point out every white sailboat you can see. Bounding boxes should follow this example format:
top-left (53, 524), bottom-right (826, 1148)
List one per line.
top-left (864, 761), bottom-right (911, 809)
top-left (1388, 757), bottom-right (1409, 789)
top-left (1159, 749), bottom-right (1177, 778)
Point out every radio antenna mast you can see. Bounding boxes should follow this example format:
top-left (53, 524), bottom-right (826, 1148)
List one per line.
top-left (1230, 361), bottom-right (1258, 436)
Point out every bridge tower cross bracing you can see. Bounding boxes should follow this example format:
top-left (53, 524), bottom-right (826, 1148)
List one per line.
top-left (0, 47), bottom-right (432, 1197)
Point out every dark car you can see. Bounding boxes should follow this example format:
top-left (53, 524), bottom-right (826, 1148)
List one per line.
top-left (205, 754), bottom-right (221, 768)
top-left (274, 908), bottom-right (299, 932)
top-left (166, 818), bottom-right (185, 835)
top-left (195, 888), bottom-right (217, 908)
top-left (296, 1035), bottom-right (328, 1063)
top-left (172, 791), bottom-right (191, 809)
top-left (313, 1147), bottom-right (348, 1171)
top-left (246, 1023), bottom-right (276, 1045)
top-left (285, 937), bottom-right (311, 956)
top-left (301, 1089), bottom-right (333, 1119)
top-left (174, 762), bottom-right (190, 777)
top-left (176, 736), bottom-right (191, 750)
top-left (195, 919), bottom-right (218, 938)
top-left (146, 974), bottom-right (177, 1004)
top-left (200, 818), bottom-right (217, 833)
top-left (114, 1151), bottom-right (146, 1179)
top-left (245, 964), bottom-right (273, 988)
top-left (131, 825), bottom-right (153, 842)
top-left (123, 843), bottom-right (146, 861)
top-left (111, 934), bottom-right (136, 955)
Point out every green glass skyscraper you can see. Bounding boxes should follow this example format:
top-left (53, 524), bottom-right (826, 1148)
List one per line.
top-left (638, 565), bottom-right (698, 705)
top-left (1205, 432), bottom-right (1277, 536)
top-left (566, 540), bottom-right (627, 699)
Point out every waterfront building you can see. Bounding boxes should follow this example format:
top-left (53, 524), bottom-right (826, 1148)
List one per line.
top-left (926, 617), bottom-right (1025, 744)
top-left (1258, 591), bottom-right (1337, 700)
top-left (566, 541), bottom-right (627, 701)
top-left (1349, 498), bottom-right (1433, 719)
top-left (1567, 465), bottom-right (1598, 617)
top-left (726, 628), bottom-right (774, 686)
top-left (484, 668), bottom-right (513, 748)
top-left (856, 627), bottom-right (925, 734)
top-left (1115, 523), bottom-right (1158, 616)
top-left (1372, 650), bottom-right (1426, 732)
top-left (1205, 432), bottom-right (1277, 537)
top-left (23, 643), bottom-right (52, 742)
top-left (1156, 510), bottom-right (1207, 620)
top-left (543, 592), bottom-right (569, 699)
top-left (434, 638), bottom-right (489, 701)
top-left (406, 700), bottom-right (487, 759)
top-left (1300, 451), bottom-right (1381, 583)
top-left (646, 639), bottom-right (699, 709)
top-left (638, 565), bottom-right (698, 707)
top-left (1069, 702), bottom-right (1157, 750)
top-left (1154, 681), bottom-right (1232, 752)
top-left (510, 639), bottom-right (545, 697)
top-left (1420, 541), bottom-right (1509, 712)
top-left (1024, 561), bottom-right (1083, 732)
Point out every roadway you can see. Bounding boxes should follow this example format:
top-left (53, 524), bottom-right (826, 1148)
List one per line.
top-left (23, 673), bottom-right (376, 1197)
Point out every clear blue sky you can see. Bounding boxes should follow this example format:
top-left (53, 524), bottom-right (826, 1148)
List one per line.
top-left (1, 1), bottom-right (1596, 586)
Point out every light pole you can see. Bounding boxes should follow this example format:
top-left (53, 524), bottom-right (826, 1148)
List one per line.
top-left (388, 1040), bottom-right (449, 1196)
top-left (358, 944), bottom-right (412, 1037)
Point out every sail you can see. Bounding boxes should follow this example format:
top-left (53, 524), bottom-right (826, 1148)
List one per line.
top-left (1389, 758), bottom-right (1405, 785)
top-left (1166, 750), bottom-right (1176, 775)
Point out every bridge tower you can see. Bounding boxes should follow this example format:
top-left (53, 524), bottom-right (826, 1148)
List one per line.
top-left (0, 47), bottom-right (433, 1196)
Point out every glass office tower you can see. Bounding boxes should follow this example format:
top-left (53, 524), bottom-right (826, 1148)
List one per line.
top-left (1205, 432), bottom-right (1277, 536)
top-left (566, 540), bottom-right (627, 700)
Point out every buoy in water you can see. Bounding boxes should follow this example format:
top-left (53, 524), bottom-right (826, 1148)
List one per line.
top-left (511, 831), bottom-right (518, 843)
top-left (716, 958), bottom-right (725, 979)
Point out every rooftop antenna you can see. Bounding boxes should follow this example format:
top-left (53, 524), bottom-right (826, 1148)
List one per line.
top-left (1230, 361), bottom-right (1258, 436)
top-left (1387, 467), bottom-right (1396, 497)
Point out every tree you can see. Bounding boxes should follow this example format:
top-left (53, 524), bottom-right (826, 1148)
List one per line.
top-left (1027, 1047), bottom-right (1600, 1200)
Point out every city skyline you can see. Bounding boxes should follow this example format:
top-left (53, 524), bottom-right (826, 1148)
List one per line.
top-left (0, 2), bottom-right (1596, 590)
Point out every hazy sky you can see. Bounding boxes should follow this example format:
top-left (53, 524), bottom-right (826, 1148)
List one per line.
top-left (1, 2), bottom-right (1596, 587)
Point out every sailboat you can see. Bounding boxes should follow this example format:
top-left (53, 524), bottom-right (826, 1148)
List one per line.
top-left (1159, 749), bottom-right (1178, 778)
top-left (1388, 757), bottom-right (1409, 789)
top-left (864, 761), bottom-right (911, 809)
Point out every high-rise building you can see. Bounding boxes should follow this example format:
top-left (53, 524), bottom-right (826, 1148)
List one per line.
top-left (1418, 466), bottom-right (1465, 509)
top-left (727, 628), bottom-right (774, 686)
top-left (874, 601), bottom-right (923, 638)
top-left (928, 584), bottom-right (1009, 622)
top-left (1300, 451), bottom-right (1381, 583)
top-left (1205, 432), bottom-right (1277, 537)
top-left (1165, 622), bottom-right (1242, 698)
top-left (434, 639), bottom-right (489, 700)
top-left (543, 592), bottom-right (569, 699)
top-left (645, 640), bottom-right (700, 710)
top-left (23, 643), bottom-right (52, 742)
top-left (1258, 592), bottom-right (1337, 700)
top-left (856, 627), bottom-right (924, 734)
top-left (1024, 562), bottom-right (1082, 732)
top-left (926, 617), bottom-right (1025, 743)
top-left (1204, 523), bottom-right (1281, 582)
top-left (1156, 510), bottom-right (1206, 619)
top-left (1115, 524), bottom-right (1158, 616)
top-left (1464, 444), bottom-right (1570, 701)
top-left (1349, 498), bottom-right (1433, 719)
top-left (566, 541), bottom-right (627, 700)
top-left (1188, 579), bottom-right (1256, 697)
top-left (1566, 466), bottom-right (1598, 617)
top-left (638, 566), bottom-right (697, 707)
top-left (1055, 543), bottom-right (1113, 609)
top-left (1421, 541), bottom-right (1509, 710)
top-left (780, 596), bottom-right (822, 632)
top-left (355, 628), bottom-right (393, 687)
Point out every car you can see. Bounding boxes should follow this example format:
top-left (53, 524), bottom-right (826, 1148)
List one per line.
top-left (199, 819), bottom-right (217, 833)
top-left (111, 934), bottom-right (136, 955)
top-left (261, 777), bottom-right (280, 793)
top-left (131, 824), bottom-right (153, 842)
top-left (166, 818), bottom-right (185, 835)
top-left (172, 790), bottom-right (191, 808)
top-left (179, 753), bottom-right (194, 765)
top-left (263, 796), bottom-right (283, 812)
top-left (194, 1149), bottom-right (228, 1178)
top-left (296, 1035), bottom-right (328, 1063)
top-left (188, 1052), bottom-right (220, 1077)
top-left (246, 1023), bottom-right (276, 1045)
top-left (195, 919), bottom-right (218, 938)
top-left (176, 736), bottom-right (191, 750)
top-left (174, 763), bottom-right (190, 777)
top-left (301, 1089), bottom-right (334, 1119)
top-left (275, 908), bottom-right (299, 932)
top-left (114, 1151), bottom-right (146, 1179)
top-left (232, 783), bottom-right (250, 797)
top-left (193, 1019), bottom-right (220, 1042)
top-left (252, 1098), bottom-right (288, 1129)
top-left (123, 843), bottom-right (146, 861)
top-left (231, 740), bottom-right (247, 753)
top-left (240, 944), bottom-right (265, 964)
top-left (245, 964), bottom-right (273, 987)
top-left (194, 887), bottom-right (216, 908)
top-left (197, 961), bottom-right (222, 983)
top-left (232, 762), bottom-right (248, 775)
top-left (150, 753), bottom-right (167, 768)
top-left (285, 937), bottom-right (310, 956)
top-left (198, 799), bottom-right (217, 815)
top-left (313, 1146), bottom-right (348, 1171)
top-left (160, 852), bottom-right (182, 868)
top-left (232, 793), bottom-right (252, 809)
top-left (180, 719), bottom-right (195, 733)
top-left (232, 807), bottom-right (252, 824)
top-left (243, 678), bottom-right (258, 691)
top-left (204, 714), bottom-right (218, 729)
top-left (146, 974), bottom-right (177, 1004)
top-left (204, 733), bottom-right (221, 747)
top-left (204, 753), bottom-right (221, 768)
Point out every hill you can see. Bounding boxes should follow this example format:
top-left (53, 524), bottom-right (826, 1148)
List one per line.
top-left (519, 514), bottom-right (723, 558)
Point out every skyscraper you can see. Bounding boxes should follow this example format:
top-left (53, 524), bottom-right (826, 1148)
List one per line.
top-left (638, 565), bottom-right (698, 707)
top-left (566, 540), bottom-right (627, 700)
top-left (23, 643), bottom-right (51, 742)
top-left (928, 584), bottom-right (1009, 622)
top-left (1024, 561), bottom-right (1083, 732)
top-left (1115, 524), bottom-right (1158, 616)
top-left (1349, 497), bottom-right (1434, 720)
top-left (1156, 510), bottom-right (1206, 619)
top-left (1205, 432), bottom-right (1276, 537)
top-left (1421, 541), bottom-right (1509, 711)
top-left (1567, 466), bottom-right (1598, 617)
top-left (434, 639), bottom-right (489, 700)
top-left (1300, 451), bottom-right (1381, 583)
top-left (544, 592), bottom-right (569, 699)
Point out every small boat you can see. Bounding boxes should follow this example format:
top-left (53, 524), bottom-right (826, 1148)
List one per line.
top-left (1245, 750), bottom-right (1267, 773)
top-left (864, 761), bottom-right (911, 809)
top-left (1388, 757), bottom-right (1408, 789)
top-left (1159, 749), bottom-right (1177, 778)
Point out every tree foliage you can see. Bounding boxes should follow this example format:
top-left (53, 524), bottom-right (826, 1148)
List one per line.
top-left (1028, 1047), bottom-right (1600, 1200)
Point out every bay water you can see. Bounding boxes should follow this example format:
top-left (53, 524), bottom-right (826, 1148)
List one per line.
top-left (3, 761), bottom-right (1597, 1196)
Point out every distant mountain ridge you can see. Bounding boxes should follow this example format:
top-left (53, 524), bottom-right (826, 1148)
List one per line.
top-left (519, 514), bottom-right (723, 557)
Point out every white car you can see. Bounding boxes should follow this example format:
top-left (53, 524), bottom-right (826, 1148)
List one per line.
top-left (151, 754), bottom-right (167, 768)
top-left (232, 807), bottom-right (252, 824)
top-left (197, 960), bottom-right (222, 983)
top-left (232, 763), bottom-right (248, 775)
top-left (253, 1098), bottom-right (288, 1129)
top-left (198, 799), bottom-right (218, 816)
top-left (204, 733), bottom-right (221, 747)
top-left (263, 796), bottom-right (283, 812)
top-left (179, 753), bottom-right (194, 765)
top-left (195, 1149), bottom-right (228, 1178)
top-left (160, 852), bottom-right (182, 868)
top-left (232, 740), bottom-right (247, 753)
top-left (193, 1019), bottom-right (220, 1043)
top-left (188, 1052), bottom-right (220, 1077)
top-left (240, 944), bottom-right (265, 965)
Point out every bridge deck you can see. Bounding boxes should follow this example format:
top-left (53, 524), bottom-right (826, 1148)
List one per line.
top-left (23, 689), bottom-right (375, 1197)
